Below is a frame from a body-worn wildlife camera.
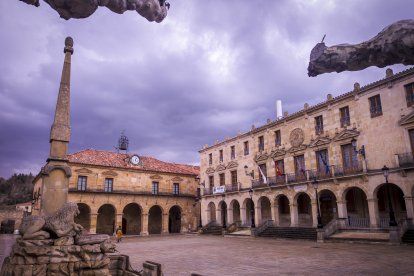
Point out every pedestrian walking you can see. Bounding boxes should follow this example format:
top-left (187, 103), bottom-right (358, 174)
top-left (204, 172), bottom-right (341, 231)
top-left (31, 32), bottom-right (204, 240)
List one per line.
top-left (116, 226), bottom-right (123, 243)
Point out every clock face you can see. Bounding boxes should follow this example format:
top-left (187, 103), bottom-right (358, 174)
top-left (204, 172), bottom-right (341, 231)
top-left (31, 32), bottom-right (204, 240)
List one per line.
top-left (130, 155), bottom-right (140, 165)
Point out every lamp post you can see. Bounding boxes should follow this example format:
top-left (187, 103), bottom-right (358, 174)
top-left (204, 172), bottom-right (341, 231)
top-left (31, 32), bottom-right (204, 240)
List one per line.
top-left (312, 177), bottom-right (323, 229)
top-left (381, 166), bottom-right (397, 227)
top-left (248, 188), bottom-right (255, 228)
top-left (195, 175), bottom-right (204, 229)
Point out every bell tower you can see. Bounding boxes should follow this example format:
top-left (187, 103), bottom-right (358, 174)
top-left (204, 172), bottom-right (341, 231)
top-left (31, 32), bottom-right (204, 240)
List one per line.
top-left (40, 37), bottom-right (74, 215)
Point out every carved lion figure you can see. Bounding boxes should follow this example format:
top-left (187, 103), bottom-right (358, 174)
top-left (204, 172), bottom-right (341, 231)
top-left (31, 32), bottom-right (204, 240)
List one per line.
top-left (20, 202), bottom-right (84, 240)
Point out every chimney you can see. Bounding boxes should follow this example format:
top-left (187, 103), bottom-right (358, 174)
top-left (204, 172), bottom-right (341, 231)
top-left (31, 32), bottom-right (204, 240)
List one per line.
top-left (276, 100), bottom-right (283, 120)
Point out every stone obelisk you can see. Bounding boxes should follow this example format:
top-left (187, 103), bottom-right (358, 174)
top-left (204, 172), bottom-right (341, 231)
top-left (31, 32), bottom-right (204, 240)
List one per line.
top-left (40, 37), bottom-right (73, 215)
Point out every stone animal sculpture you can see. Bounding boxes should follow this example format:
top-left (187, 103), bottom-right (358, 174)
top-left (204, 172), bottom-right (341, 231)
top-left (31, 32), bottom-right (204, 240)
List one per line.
top-left (308, 20), bottom-right (414, 77)
top-left (19, 202), bottom-right (84, 240)
top-left (18, 0), bottom-right (169, 22)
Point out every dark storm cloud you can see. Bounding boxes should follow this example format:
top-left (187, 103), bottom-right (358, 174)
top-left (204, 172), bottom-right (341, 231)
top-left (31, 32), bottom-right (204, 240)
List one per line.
top-left (0, 0), bottom-right (413, 177)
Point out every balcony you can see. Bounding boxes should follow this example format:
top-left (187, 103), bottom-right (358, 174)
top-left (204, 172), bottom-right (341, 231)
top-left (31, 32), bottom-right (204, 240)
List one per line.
top-left (286, 172), bottom-right (307, 184)
top-left (68, 187), bottom-right (196, 198)
top-left (225, 184), bottom-right (239, 193)
top-left (334, 162), bottom-right (363, 177)
top-left (397, 152), bottom-right (414, 167)
top-left (309, 169), bottom-right (333, 180)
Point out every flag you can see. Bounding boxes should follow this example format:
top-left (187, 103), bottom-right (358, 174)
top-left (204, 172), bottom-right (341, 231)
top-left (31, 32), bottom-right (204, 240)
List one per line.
top-left (258, 165), bottom-right (268, 184)
top-left (275, 161), bottom-right (282, 176)
top-left (319, 152), bottom-right (330, 173)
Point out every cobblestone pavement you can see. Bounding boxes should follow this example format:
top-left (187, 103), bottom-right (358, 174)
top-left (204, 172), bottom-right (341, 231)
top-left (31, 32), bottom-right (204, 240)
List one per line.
top-left (1, 234), bottom-right (414, 276)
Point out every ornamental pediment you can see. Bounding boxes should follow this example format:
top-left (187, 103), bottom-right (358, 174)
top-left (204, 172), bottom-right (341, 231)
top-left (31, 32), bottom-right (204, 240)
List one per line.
top-left (74, 168), bottom-right (93, 174)
top-left (309, 137), bottom-right (332, 148)
top-left (333, 129), bottom-right (359, 141)
top-left (216, 164), bottom-right (226, 172)
top-left (102, 170), bottom-right (118, 176)
top-left (255, 152), bottom-right (269, 162)
top-left (227, 161), bottom-right (238, 169)
top-left (288, 144), bottom-right (307, 153)
top-left (399, 110), bottom-right (414, 127)
top-left (270, 148), bottom-right (286, 158)
top-left (206, 167), bottom-right (215, 174)
top-left (149, 174), bottom-right (163, 180)
top-left (171, 176), bottom-right (183, 182)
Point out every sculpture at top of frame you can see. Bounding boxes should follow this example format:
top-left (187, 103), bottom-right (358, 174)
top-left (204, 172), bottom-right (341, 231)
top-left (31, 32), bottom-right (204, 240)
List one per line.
top-left (19, 0), bottom-right (170, 22)
top-left (308, 20), bottom-right (414, 77)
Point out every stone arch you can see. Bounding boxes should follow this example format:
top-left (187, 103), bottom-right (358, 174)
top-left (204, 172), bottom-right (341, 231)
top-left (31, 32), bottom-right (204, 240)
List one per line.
top-left (242, 197), bottom-right (255, 226)
top-left (218, 200), bottom-right (228, 227)
top-left (148, 205), bottom-right (163, 234)
top-left (230, 199), bottom-right (241, 223)
top-left (343, 187), bottom-right (369, 227)
top-left (122, 203), bottom-right (142, 235)
top-left (318, 189), bottom-right (337, 225)
top-left (296, 192), bottom-right (312, 226)
top-left (75, 203), bottom-right (91, 232)
top-left (168, 205), bottom-right (182, 234)
top-left (258, 196), bottom-right (272, 223)
top-left (97, 204), bottom-right (116, 235)
top-left (276, 194), bottom-right (290, 226)
top-left (207, 202), bottom-right (216, 223)
top-left (374, 183), bottom-right (407, 224)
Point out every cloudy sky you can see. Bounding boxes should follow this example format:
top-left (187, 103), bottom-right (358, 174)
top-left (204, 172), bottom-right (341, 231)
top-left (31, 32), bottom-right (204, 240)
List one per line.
top-left (0, 0), bottom-right (412, 178)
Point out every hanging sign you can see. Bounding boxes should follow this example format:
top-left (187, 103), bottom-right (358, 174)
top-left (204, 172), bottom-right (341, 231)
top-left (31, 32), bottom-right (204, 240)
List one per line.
top-left (213, 186), bottom-right (226, 194)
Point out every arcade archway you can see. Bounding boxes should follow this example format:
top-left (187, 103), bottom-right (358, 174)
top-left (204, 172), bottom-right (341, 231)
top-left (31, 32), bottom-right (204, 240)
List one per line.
top-left (148, 205), bottom-right (162, 234)
top-left (96, 204), bottom-right (116, 235)
top-left (122, 203), bottom-right (142, 235)
top-left (169, 205), bottom-right (181, 233)
top-left (75, 203), bottom-right (91, 231)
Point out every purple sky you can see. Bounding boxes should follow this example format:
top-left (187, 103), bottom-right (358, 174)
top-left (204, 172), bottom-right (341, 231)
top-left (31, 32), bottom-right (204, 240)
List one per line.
top-left (0, 0), bottom-right (412, 178)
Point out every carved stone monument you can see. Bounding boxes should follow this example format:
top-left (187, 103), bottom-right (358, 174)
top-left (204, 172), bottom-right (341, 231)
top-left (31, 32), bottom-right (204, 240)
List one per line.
top-left (308, 20), bottom-right (414, 77)
top-left (18, 0), bottom-right (169, 22)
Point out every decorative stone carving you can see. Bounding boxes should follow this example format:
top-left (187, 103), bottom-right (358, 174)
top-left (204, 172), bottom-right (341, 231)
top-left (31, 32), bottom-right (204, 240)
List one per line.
top-left (399, 110), bottom-right (414, 127)
top-left (288, 144), bottom-right (307, 153)
top-left (18, 0), bottom-right (169, 22)
top-left (74, 168), bottom-right (93, 174)
top-left (270, 148), bottom-right (286, 158)
top-left (205, 167), bottom-right (215, 174)
top-left (289, 128), bottom-right (305, 147)
top-left (309, 136), bottom-right (332, 148)
top-left (171, 176), bottom-right (183, 182)
top-left (255, 152), bottom-right (269, 162)
top-left (333, 128), bottom-right (360, 142)
top-left (227, 161), bottom-right (238, 169)
top-left (308, 20), bottom-right (414, 77)
top-left (102, 170), bottom-right (118, 176)
top-left (149, 174), bottom-right (163, 180)
top-left (216, 164), bottom-right (226, 172)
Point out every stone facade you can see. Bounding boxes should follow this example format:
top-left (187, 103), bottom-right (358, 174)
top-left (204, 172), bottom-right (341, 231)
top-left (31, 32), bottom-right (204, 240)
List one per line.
top-left (33, 149), bottom-right (200, 236)
top-left (199, 68), bottom-right (414, 231)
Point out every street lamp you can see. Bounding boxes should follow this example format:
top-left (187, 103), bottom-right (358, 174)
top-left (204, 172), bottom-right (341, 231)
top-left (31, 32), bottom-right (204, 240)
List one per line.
top-left (351, 137), bottom-right (366, 159)
top-left (381, 165), bottom-right (397, 227)
top-left (244, 165), bottom-right (254, 177)
top-left (311, 177), bottom-right (323, 229)
top-left (248, 188), bottom-right (255, 228)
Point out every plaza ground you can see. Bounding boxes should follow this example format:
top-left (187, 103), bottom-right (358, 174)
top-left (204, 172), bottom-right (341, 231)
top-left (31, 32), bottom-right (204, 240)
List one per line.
top-left (1, 234), bottom-right (414, 275)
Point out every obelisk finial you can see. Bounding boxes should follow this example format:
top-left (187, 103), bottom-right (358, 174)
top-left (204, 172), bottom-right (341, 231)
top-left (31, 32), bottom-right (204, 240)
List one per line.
top-left (64, 36), bottom-right (74, 54)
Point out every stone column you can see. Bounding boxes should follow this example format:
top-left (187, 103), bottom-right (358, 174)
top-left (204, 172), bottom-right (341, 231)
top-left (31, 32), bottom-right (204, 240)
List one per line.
top-left (404, 196), bottom-right (414, 220)
top-left (89, 213), bottom-right (98, 234)
top-left (311, 201), bottom-right (318, 227)
top-left (336, 200), bottom-right (347, 219)
top-left (271, 202), bottom-right (279, 226)
top-left (367, 198), bottom-right (379, 228)
top-left (142, 213), bottom-right (149, 236)
top-left (115, 213), bottom-right (123, 230)
top-left (255, 206), bottom-right (261, 226)
top-left (227, 207), bottom-right (234, 225)
top-left (240, 207), bottom-right (247, 225)
top-left (290, 203), bottom-right (298, 227)
top-left (162, 213), bottom-right (169, 234)
top-left (216, 207), bottom-right (222, 226)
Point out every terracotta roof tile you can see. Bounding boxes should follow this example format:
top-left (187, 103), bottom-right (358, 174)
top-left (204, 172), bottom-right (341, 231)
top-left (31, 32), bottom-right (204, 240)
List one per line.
top-left (68, 149), bottom-right (199, 176)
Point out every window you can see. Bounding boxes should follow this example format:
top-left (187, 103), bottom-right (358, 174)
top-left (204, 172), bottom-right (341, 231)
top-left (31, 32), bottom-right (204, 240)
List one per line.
top-left (230, 145), bottom-right (235, 160)
top-left (173, 183), bottom-right (179, 195)
top-left (405, 83), bottom-right (414, 107)
top-left (340, 106), bottom-right (350, 127)
top-left (219, 173), bottom-right (225, 186)
top-left (275, 130), bottom-right (281, 146)
top-left (258, 136), bottom-right (264, 151)
top-left (208, 153), bottom-right (213, 166)
top-left (275, 159), bottom-right (285, 176)
top-left (244, 141), bottom-right (249, 155)
top-left (316, 149), bottom-right (329, 173)
top-left (104, 178), bottom-right (113, 192)
top-left (341, 144), bottom-right (358, 170)
top-left (231, 170), bottom-right (237, 186)
top-left (315, 115), bottom-right (324, 135)
top-left (369, 95), bottom-right (382, 117)
top-left (77, 176), bottom-right (87, 191)
top-left (294, 155), bottom-right (306, 176)
top-left (209, 175), bottom-right (214, 187)
top-left (152, 181), bottom-right (159, 195)
top-left (219, 149), bottom-right (223, 162)
top-left (258, 163), bottom-right (267, 181)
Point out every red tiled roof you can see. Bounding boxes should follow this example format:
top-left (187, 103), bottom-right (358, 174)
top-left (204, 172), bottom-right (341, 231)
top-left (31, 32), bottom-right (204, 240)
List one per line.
top-left (68, 149), bottom-right (199, 176)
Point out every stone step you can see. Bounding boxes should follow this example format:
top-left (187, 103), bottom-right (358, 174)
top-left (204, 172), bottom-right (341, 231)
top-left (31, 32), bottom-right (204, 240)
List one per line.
top-left (258, 227), bottom-right (317, 240)
top-left (402, 229), bottom-right (414, 244)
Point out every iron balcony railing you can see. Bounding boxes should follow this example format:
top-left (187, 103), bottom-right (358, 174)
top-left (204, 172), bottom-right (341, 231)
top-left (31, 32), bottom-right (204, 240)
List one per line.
top-left (204, 187), bottom-right (213, 196)
top-left (286, 172), bottom-right (307, 183)
top-left (334, 162), bottom-right (363, 177)
top-left (309, 169), bottom-right (333, 180)
top-left (68, 187), bottom-right (196, 197)
top-left (397, 152), bottom-right (414, 167)
top-left (225, 184), bottom-right (238, 192)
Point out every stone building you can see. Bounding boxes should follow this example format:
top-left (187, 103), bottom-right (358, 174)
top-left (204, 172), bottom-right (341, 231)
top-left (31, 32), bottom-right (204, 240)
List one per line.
top-left (199, 68), bottom-right (414, 235)
top-left (33, 149), bottom-right (200, 235)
